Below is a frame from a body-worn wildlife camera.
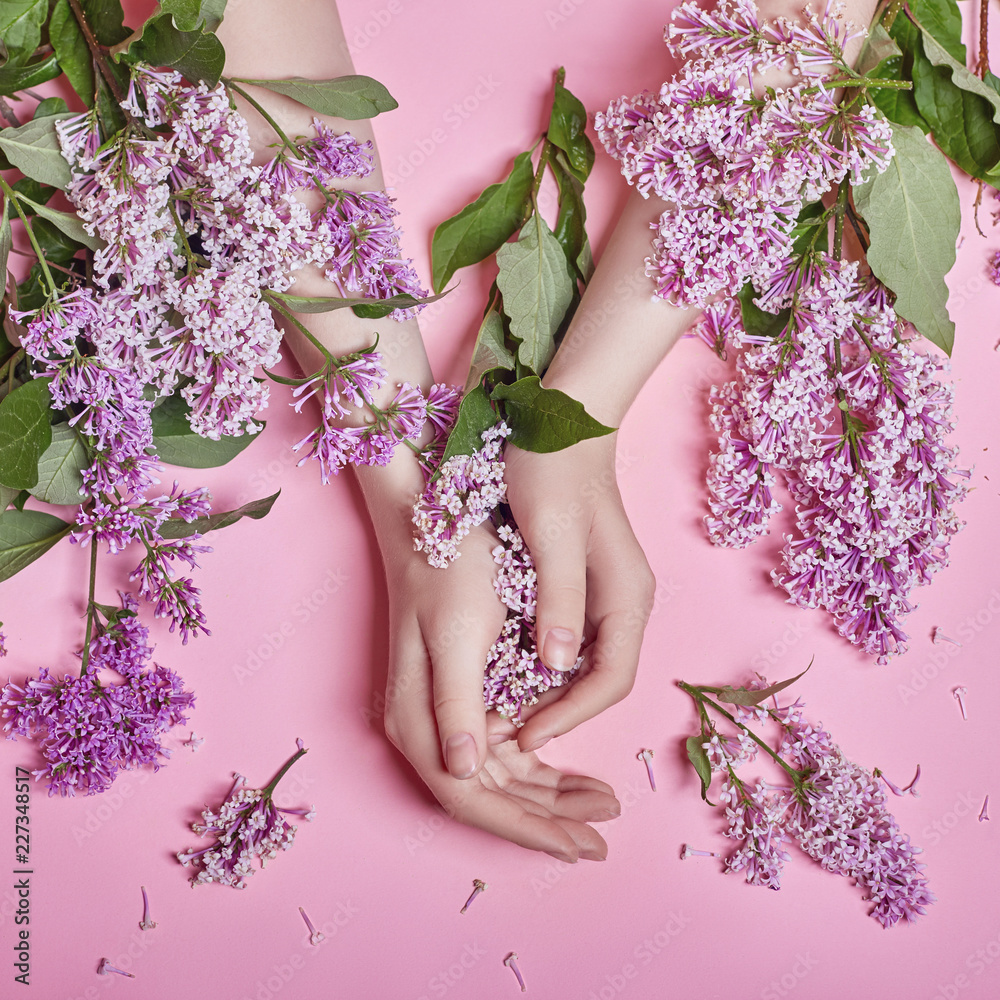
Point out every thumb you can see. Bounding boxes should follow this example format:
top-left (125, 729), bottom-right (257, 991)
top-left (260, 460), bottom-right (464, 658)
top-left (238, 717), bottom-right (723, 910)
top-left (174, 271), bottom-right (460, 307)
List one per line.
top-left (528, 518), bottom-right (588, 674)
top-left (428, 612), bottom-right (493, 780)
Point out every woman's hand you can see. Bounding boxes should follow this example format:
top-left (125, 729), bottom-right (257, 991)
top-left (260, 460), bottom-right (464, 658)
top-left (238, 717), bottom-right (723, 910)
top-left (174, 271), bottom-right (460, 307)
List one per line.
top-left (489, 435), bottom-right (656, 753)
top-left (381, 523), bottom-right (620, 860)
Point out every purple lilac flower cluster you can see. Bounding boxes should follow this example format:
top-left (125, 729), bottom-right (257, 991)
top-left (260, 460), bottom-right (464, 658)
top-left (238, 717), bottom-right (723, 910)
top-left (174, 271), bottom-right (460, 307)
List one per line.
top-left (706, 684), bottom-right (933, 928)
top-left (594, 0), bottom-right (894, 307)
top-left (0, 595), bottom-right (193, 796)
top-left (177, 744), bottom-right (314, 888)
top-left (484, 525), bottom-right (579, 720)
top-left (702, 257), bottom-right (967, 662)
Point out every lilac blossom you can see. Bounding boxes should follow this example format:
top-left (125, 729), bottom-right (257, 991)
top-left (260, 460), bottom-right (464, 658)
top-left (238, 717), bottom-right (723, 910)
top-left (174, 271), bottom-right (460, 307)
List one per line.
top-left (177, 743), bottom-right (314, 888)
top-left (688, 678), bottom-right (933, 927)
top-left (0, 596), bottom-right (194, 797)
top-left (595, 0), bottom-right (894, 308)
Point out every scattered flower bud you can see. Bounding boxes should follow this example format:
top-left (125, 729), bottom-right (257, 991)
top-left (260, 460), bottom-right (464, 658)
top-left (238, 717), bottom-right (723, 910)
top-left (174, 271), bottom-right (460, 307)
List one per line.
top-left (504, 952), bottom-right (526, 992)
top-left (681, 844), bottom-right (721, 859)
top-left (980, 796), bottom-right (990, 823)
top-left (98, 959), bottom-right (134, 978)
top-left (932, 627), bottom-right (961, 647)
top-left (953, 686), bottom-right (968, 721)
top-left (637, 749), bottom-right (656, 791)
top-left (461, 879), bottom-right (487, 914)
top-left (299, 906), bottom-right (325, 945)
top-left (139, 885), bottom-right (156, 930)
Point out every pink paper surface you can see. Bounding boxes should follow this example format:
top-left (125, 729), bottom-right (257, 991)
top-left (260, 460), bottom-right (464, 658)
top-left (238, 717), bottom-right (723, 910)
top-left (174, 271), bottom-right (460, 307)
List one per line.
top-left (2, 2), bottom-right (1000, 998)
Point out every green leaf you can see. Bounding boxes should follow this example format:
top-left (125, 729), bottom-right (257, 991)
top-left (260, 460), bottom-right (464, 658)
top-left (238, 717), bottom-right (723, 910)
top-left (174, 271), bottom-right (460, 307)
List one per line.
top-left (853, 122), bottom-right (960, 353)
top-left (0, 115), bottom-right (74, 190)
top-left (0, 484), bottom-right (19, 510)
top-left (435, 383), bottom-right (497, 471)
top-left (551, 151), bottom-right (592, 281)
top-left (856, 22), bottom-right (901, 77)
top-left (0, 0), bottom-right (48, 64)
top-left (464, 308), bottom-right (514, 395)
top-left (911, 24), bottom-right (1000, 182)
top-left (80, 0), bottom-right (131, 45)
top-left (0, 52), bottom-right (60, 95)
top-left (14, 191), bottom-right (102, 250)
top-left (50, 0), bottom-right (95, 105)
top-left (0, 377), bottom-right (53, 490)
top-left (431, 151), bottom-right (534, 294)
top-left (158, 0), bottom-right (228, 32)
top-left (28, 217), bottom-right (83, 264)
top-left (0, 192), bottom-right (11, 280)
top-left (268, 289), bottom-right (447, 319)
top-left (490, 376), bottom-right (613, 453)
top-left (158, 490), bottom-right (279, 539)
top-left (685, 735), bottom-right (714, 805)
top-left (547, 72), bottom-right (594, 182)
top-left (230, 75), bottom-right (397, 119)
top-left (738, 282), bottom-right (790, 339)
top-left (119, 13), bottom-right (225, 87)
top-left (716, 661), bottom-right (812, 707)
top-left (33, 97), bottom-right (69, 119)
top-left (0, 509), bottom-right (71, 582)
top-left (151, 393), bottom-right (263, 468)
top-left (872, 15), bottom-right (929, 131)
top-left (908, 0), bottom-right (965, 62)
top-left (29, 422), bottom-right (86, 504)
top-left (496, 212), bottom-right (574, 374)
top-left (789, 199), bottom-right (828, 256)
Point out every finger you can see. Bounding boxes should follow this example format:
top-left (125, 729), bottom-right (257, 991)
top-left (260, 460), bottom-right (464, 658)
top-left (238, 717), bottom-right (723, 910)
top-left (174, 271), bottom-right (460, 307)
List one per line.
top-left (502, 779), bottom-right (620, 824)
top-left (526, 515), bottom-right (589, 673)
top-left (518, 607), bottom-right (646, 751)
top-left (428, 611), bottom-right (496, 780)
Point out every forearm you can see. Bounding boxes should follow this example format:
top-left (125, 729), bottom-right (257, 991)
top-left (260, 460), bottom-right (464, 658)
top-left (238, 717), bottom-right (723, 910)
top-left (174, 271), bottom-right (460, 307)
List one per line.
top-left (218, 0), bottom-right (433, 545)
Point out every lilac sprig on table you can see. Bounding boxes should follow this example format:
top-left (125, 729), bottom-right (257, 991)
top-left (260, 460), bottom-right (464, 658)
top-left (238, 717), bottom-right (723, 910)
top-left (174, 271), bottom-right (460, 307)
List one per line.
top-left (681, 670), bottom-right (934, 928)
top-left (177, 740), bottom-right (314, 889)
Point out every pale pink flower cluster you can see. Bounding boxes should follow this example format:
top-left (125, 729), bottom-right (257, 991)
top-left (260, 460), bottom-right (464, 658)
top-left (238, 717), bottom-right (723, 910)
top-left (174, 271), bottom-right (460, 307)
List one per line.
top-left (595, 0), bottom-right (894, 306)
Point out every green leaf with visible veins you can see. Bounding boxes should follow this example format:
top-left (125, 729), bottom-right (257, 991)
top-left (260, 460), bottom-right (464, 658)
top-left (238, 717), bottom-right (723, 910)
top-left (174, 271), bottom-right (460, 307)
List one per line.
top-left (490, 376), bottom-right (613, 453)
top-left (29, 423), bottom-right (87, 505)
top-left (431, 151), bottom-right (534, 294)
top-left (0, 0), bottom-right (48, 64)
top-left (158, 490), bottom-right (279, 539)
top-left (15, 192), bottom-right (103, 250)
top-left (496, 212), bottom-right (574, 374)
top-left (151, 394), bottom-right (263, 468)
top-left (158, 0), bottom-right (228, 32)
top-left (0, 53), bottom-right (60, 95)
top-left (463, 308), bottom-right (514, 395)
top-left (0, 115), bottom-right (74, 190)
top-left (853, 122), bottom-right (960, 353)
top-left (230, 75), bottom-right (397, 119)
top-left (118, 13), bottom-right (225, 87)
top-left (547, 71), bottom-right (594, 183)
top-left (435, 383), bottom-right (497, 471)
top-left (0, 509), bottom-right (71, 583)
top-left (0, 378), bottom-right (53, 490)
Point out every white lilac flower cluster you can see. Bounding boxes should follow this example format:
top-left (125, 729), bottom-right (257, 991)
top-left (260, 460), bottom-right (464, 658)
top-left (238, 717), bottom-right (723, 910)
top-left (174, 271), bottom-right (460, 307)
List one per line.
top-left (595, 0), bottom-right (894, 307)
top-left (176, 746), bottom-right (314, 888)
top-left (709, 685), bottom-right (934, 928)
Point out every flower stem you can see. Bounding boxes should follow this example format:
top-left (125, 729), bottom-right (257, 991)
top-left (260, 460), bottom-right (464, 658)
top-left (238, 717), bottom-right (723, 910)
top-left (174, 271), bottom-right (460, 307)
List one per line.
top-left (832, 182), bottom-right (849, 260)
top-left (262, 744), bottom-right (308, 798)
top-left (79, 542), bottom-right (99, 676)
top-left (0, 179), bottom-right (58, 295)
top-left (224, 80), bottom-right (299, 155)
top-left (67, 0), bottom-right (126, 105)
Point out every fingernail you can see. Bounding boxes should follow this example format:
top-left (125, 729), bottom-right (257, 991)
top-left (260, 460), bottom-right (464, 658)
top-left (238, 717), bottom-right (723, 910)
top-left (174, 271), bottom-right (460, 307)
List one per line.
top-left (524, 735), bottom-right (551, 753)
top-left (543, 627), bottom-right (578, 671)
top-left (487, 734), bottom-right (508, 746)
top-left (546, 850), bottom-right (577, 864)
top-left (581, 848), bottom-right (607, 862)
top-left (593, 803), bottom-right (621, 822)
top-left (445, 733), bottom-right (479, 779)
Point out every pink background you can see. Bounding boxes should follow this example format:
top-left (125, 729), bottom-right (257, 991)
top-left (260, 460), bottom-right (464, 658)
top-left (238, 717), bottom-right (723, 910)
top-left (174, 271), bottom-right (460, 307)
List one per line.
top-left (2, 1), bottom-right (1000, 998)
